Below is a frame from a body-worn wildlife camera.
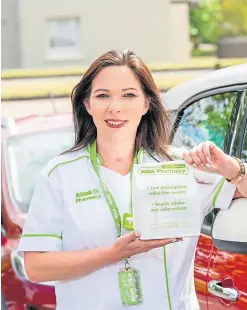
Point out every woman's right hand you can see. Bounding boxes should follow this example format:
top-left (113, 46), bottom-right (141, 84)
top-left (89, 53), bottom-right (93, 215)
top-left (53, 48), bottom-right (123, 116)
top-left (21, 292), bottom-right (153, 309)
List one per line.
top-left (110, 232), bottom-right (182, 262)
top-left (23, 232), bottom-right (182, 283)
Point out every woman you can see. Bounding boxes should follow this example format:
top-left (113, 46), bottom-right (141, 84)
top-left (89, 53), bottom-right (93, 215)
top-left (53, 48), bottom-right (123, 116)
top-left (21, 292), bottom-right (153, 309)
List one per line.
top-left (18, 49), bottom-right (247, 310)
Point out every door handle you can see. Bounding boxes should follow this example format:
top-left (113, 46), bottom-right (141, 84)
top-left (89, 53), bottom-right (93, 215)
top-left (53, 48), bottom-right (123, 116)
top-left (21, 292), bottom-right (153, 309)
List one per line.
top-left (208, 280), bottom-right (238, 302)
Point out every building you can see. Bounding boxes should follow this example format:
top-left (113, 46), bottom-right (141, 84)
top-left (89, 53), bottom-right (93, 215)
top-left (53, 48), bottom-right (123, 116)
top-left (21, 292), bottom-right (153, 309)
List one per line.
top-left (1, 0), bottom-right (191, 69)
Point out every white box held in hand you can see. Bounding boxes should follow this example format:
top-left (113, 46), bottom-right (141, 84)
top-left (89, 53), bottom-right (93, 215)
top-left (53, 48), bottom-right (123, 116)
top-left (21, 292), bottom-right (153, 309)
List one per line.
top-left (132, 160), bottom-right (201, 239)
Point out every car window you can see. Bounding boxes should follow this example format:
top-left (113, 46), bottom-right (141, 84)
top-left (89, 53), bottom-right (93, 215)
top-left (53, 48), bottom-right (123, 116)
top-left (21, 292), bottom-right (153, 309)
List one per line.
top-left (241, 123), bottom-right (247, 162)
top-left (5, 128), bottom-right (74, 213)
top-left (173, 92), bottom-right (237, 150)
top-left (172, 91), bottom-right (239, 237)
top-left (240, 94), bottom-right (247, 162)
top-left (201, 96), bottom-right (247, 236)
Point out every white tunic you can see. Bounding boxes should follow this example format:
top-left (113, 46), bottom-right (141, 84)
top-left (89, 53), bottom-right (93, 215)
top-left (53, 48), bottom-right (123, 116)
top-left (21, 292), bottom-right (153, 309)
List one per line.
top-left (17, 147), bottom-right (236, 310)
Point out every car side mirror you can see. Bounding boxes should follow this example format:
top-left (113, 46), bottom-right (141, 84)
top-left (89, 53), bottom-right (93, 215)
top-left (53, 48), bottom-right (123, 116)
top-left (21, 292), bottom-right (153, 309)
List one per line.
top-left (212, 198), bottom-right (247, 254)
top-left (1, 226), bottom-right (7, 246)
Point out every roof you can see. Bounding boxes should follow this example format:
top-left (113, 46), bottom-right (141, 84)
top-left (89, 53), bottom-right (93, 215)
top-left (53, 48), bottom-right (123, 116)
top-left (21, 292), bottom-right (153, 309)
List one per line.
top-left (1, 113), bottom-right (73, 137)
top-left (163, 63), bottom-right (247, 110)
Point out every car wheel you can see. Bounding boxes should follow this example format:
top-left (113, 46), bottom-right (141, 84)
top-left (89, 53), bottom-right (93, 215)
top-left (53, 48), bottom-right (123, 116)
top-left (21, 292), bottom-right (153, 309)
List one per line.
top-left (1, 293), bottom-right (7, 310)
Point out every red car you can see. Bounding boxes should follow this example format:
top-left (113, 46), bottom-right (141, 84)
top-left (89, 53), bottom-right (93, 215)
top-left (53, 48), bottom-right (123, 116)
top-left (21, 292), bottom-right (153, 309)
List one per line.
top-left (165, 63), bottom-right (247, 309)
top-left (1, 113), bottom-right (74, 310)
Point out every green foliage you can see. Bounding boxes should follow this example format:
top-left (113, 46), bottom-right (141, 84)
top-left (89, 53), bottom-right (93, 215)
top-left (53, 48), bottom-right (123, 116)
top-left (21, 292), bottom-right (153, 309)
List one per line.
top-left (190, 0), bottom-right (222, 45)
top-left (190, 0), bottom-right (247, 46)
top-left (221, 0), bottom-right (247, 36)
top-left (191, 48), bottom-right (216, 57)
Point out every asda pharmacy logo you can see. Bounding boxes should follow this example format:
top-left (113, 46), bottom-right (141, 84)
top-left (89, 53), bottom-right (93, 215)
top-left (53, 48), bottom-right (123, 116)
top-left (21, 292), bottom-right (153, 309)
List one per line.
top-left (75, 189), bottom-right (101, 203)
top-left (138, 164), bottom-right (188, 175)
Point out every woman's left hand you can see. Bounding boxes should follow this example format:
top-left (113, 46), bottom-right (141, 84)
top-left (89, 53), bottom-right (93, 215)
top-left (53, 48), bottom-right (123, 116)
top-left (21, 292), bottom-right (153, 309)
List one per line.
top-left (182, 141), bottom-right (235, 176)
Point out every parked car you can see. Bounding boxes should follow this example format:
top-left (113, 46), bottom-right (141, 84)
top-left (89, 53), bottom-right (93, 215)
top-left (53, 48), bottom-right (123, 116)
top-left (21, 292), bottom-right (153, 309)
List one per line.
top-left (164, 63), bottom-right (247, 310)
top-left (1, 63), bottom-right (247, 310)
top-left (1, 113), bottom-right (74, 309)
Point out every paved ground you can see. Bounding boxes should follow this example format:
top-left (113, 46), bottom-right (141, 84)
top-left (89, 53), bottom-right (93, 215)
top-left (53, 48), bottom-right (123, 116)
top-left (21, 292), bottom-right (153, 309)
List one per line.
top-left (2, 97), bottom-right (72, 118)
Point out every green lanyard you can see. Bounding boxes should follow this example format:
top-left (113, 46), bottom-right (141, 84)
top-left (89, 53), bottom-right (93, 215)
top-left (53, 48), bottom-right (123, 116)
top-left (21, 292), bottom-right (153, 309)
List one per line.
top-left (88, 140), bottom-right (142, 237)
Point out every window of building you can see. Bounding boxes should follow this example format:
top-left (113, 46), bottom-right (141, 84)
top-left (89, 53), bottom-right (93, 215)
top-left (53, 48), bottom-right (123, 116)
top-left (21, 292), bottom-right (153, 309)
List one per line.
top-left (46, 17), bottom-right (80, 60)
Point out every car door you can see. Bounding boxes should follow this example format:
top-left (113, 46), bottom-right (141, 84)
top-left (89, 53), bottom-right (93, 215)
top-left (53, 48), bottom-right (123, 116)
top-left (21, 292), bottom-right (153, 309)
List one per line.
top-left (206, 91), bottom-right (247, 310)
top-left (172, 87), bottom-right (247, 310)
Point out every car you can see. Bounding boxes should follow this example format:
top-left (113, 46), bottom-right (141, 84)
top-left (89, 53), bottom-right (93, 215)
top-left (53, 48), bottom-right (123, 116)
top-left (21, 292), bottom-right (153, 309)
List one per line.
top-left (1, 113), bottom-right (74, 309)
top-left (2, 64), bottom-right (247, 310)
top-left (164, 63), bottom-right (247, 310)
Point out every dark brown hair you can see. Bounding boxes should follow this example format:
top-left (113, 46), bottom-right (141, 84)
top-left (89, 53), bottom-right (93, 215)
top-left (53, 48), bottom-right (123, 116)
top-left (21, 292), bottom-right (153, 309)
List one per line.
top-left (69, 49), bottom-right (172, 159)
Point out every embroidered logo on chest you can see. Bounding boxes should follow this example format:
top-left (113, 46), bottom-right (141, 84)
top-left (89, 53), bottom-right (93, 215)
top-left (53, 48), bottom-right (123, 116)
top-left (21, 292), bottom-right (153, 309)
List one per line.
top-left (75, 189), bottom-right (101, 203)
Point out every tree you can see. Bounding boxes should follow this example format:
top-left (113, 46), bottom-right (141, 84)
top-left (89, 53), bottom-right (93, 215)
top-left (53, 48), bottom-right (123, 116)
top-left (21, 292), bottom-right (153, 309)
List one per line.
top-left (190, 0), bottom-right (247, 47)
top-left (190, 0), bottom-right (222, 46)
top-left (221, 0), bottom-right (247, 36)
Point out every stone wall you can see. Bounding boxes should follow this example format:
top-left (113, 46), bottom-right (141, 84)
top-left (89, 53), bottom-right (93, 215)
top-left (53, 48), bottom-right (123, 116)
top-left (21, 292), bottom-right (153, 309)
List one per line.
top-left (217, 36), bottom-right (247, 58)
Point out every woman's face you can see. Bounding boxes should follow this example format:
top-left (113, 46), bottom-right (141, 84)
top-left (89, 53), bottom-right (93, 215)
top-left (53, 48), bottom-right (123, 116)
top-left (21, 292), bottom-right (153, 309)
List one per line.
top-left (84, 66), bottom-right (149, 139)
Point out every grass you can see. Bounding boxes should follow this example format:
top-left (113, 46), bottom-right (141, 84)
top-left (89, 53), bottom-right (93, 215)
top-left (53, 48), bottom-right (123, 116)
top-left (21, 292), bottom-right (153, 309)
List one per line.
top-left (2, 57), bottom-right (247, 79)
top-left (191, 49), bottom-right (216, 57)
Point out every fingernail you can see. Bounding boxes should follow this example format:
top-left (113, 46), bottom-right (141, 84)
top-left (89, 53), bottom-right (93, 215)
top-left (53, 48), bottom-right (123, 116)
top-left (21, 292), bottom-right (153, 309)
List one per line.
top-left (172, 238), bottom-right (183, 243)
top-left (193, 164), bottom-right (197, 168)
top-left (200, 163), bottom-right (204, 167)
top-left (206, 163), bottom-right (211, 168)
top-left (134, 232), bottom-right (140, 238)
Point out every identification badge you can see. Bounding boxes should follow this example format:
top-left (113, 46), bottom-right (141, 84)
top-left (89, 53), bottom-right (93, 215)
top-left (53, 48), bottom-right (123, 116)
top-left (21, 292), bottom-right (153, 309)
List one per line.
top-left (118, 268), bottom-right (143, 305)
top-left (122, 213), bottom-right (134, 230)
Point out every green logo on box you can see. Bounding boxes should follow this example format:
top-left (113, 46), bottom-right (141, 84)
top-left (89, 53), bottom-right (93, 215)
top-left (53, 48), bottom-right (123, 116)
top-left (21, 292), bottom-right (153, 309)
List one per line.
top-left (138, 164), bottom-right (188, 175)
